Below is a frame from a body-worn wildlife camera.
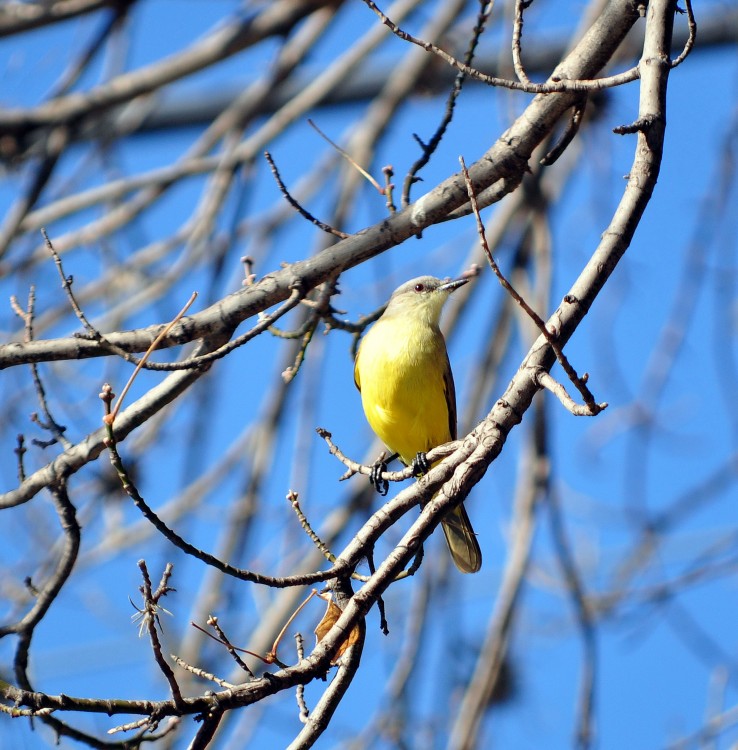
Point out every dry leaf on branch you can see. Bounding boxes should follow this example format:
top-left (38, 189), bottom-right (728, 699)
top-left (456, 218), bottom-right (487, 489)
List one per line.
top-left (314, 591), bottom-right (360, 665)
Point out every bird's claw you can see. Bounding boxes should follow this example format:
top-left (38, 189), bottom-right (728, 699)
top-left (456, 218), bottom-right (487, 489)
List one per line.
top-left (411, 452), bottom-right (430, 477)
top-left (370, 460), bottom-right (389, 496)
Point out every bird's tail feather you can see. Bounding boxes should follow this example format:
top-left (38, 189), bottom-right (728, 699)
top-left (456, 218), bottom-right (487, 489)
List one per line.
top-left (441, 503), bottom-right (482, 574)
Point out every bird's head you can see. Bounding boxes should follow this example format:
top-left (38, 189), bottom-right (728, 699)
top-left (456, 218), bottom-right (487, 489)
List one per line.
top-left (384, 275), bottom-right (469, 325)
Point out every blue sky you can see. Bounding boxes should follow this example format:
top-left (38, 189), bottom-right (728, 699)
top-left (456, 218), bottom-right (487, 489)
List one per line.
top-left (1, 2), bottom-right (737, 749)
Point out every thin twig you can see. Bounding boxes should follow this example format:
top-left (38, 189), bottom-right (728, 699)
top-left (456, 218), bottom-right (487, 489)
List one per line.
top-left (147, 285), bottom-right (307, 372)
top-left (402, 0), bottom-right (494, 205)
top-left (287, 490), bottom-right (337, 565)
top-left (536, 370), bottom-right (607, 416)
top-left (14, 434), bottom-right (27, 483)
top-left (268, 590), bottom-right (320, 668)
top-left (512, 0), bottom-right (532, 85)
top-left (0, 480), bottom-right (80, 638)
top-left (281, 317), bottom-right (317, 383)
top-left (316, 427), bottom-right (459, 483)
top-left (365, 546), bottom-right (389, 635)
top-left (189, 706), bottom-right (224, 750)
top-left (108, 716), bottom-right (182, 737)
top-left (170, 654), bottom-right (236, 689)
top-left (361, 0), bottom-right (642, 94)
top-left (294, 633), bottom-right (310, 723)
top-left (323, 303), bottom-right (385, 342)
top-left (100, 394), bottom-right (352, 588)
top-left (540, 97), bottom-right (587, 166)
top-left (264, 151), bottom-right (349, 238)
top-left (460, 156), bottom-right (606, 415)
top-left (136, 560), bottom-right (185, 710)
top-left (307, 119), bottom-right (386, 194)
top-left (98, 283), bottom-right (306, 374)
top-left (382, 165), bottom-right (396, 213)
top-left (43, 228), bottom-right (144, 366)
top-left (105, 292), bottom-right (198, 424)
top-left (11, 284), bottom-right (72, 449)
top-left (671, 0), bottom-right (696, 68)
top-left (204, 616), bottom-right (257, 677)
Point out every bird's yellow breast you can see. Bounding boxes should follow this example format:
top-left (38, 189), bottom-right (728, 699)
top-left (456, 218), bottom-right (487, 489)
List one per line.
top-left (354, 317), bottom-right (453, 465)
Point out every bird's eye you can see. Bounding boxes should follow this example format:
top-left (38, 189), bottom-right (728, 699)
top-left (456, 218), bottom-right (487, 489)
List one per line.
top-left (414, 283), bottom-right (425, 293)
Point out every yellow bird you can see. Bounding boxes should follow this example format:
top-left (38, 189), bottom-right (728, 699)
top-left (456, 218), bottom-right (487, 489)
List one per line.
top-left (354, 275), bottom-right (482, 573)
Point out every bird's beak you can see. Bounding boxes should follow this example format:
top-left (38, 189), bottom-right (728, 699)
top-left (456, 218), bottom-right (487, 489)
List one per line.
top-left (438, 277), bottom-right (469, 293)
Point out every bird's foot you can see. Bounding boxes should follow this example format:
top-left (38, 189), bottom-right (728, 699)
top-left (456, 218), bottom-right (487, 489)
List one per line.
top-left (370, 459), bottom-right (389, 496)
top-left (411, 452), bottom-right (430, 477)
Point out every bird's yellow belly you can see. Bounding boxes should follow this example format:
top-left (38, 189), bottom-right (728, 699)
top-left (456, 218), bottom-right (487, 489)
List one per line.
top-left (357, 330), bottom-right (451, 464)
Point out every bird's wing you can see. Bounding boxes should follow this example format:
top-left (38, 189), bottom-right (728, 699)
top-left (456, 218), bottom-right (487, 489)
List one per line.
top-left (442, 348), bottom-right (457, 441)
top-left (353, 339), bottom-right (362, 391)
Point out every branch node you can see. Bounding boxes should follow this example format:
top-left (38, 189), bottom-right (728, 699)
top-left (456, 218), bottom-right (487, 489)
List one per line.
top-left (535, 369), bottom-right (607, 416)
